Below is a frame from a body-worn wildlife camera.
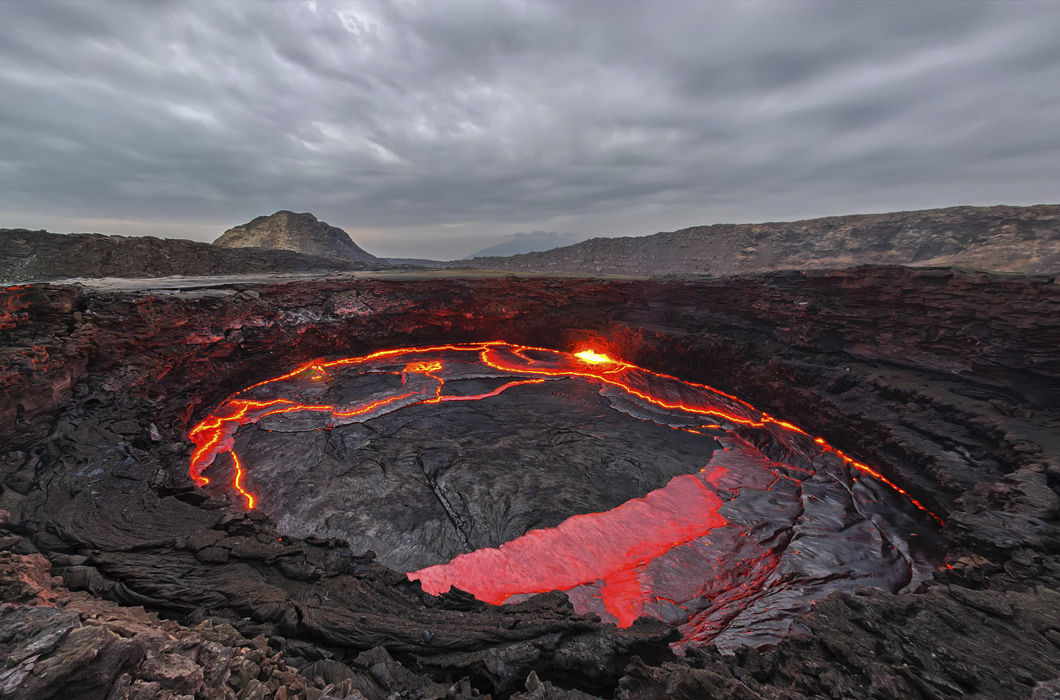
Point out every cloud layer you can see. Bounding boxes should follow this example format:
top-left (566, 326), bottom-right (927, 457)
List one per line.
top-left (1, 0), bottom-right (1058, 257)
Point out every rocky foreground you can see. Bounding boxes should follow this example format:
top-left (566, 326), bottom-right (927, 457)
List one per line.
top-left (466, 204), bottom-right (1060, 276)
top-left (0, 267), bottom-right (1057, 699)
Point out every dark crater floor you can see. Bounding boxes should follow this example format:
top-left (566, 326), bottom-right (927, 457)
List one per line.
top-left (0, 267), bottom-right (1058, 699)
top-left (230, 377), bottom-right (714, 572)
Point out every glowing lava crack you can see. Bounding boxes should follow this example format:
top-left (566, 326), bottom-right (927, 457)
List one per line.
top-left (188, 341), bottom-right (942, 651)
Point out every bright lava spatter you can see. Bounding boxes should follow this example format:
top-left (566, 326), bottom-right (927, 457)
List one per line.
top-left (187, 341), bottom-right (942, 631)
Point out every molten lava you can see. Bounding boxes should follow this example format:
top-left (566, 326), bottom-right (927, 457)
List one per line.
top-left (574, 349), bottom-right (617, 364)
top-left (186, 341), bottom-right (942, 648)
top-left (411, 472), bottom-right (726, 625)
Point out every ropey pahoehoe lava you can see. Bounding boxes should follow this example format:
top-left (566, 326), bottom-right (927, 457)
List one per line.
top-left (187, 341), bottom-right (942, 651)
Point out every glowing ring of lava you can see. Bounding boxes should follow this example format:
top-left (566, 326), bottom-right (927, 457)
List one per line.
top-left (189, 341), bottom-right (938, 520)
top-left (187, 341), bottom-right (941, 635)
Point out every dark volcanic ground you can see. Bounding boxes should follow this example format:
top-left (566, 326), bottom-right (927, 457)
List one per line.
top-left (0, 266), bottom-right (1058, 699)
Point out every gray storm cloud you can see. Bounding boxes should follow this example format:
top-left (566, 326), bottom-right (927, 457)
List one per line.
top-left (1, 0), bottom-right (1058, 258)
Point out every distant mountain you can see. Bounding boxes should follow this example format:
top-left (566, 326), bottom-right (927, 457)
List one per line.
top-left (464, 205), bottom-right (1060, 276)
top-left (0, 229), bottom-right (385, 282)
top-left (465, 231), bottom-right (581, 259)
top-left (384, 257), bottom-right (464, 268)
top-left (215, 211), bottom-right (380, 263)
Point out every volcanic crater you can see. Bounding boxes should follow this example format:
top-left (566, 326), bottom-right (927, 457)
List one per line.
top-left (1, 267), bottom-right (1057, 699)
top-left (190, 341), bottom-right (942, 653)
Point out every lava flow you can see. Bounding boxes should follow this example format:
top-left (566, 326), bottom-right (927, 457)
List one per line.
top-left (186, 341), bottom-right (942, 649)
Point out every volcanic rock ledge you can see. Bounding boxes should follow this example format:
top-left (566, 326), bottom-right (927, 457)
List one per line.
top-left (0, 266), bottom-right (1057, 699)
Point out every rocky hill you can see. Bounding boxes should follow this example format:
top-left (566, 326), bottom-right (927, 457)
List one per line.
top-left (0, 229), bottom-right (387, 282)
top-left (466, 204), bottom-right (1060, 276)
top-left (215, 210), bottom-right (380, 263)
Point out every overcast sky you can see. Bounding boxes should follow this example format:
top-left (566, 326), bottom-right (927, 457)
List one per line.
top-left (1, 1), bottom-right (1058, 259)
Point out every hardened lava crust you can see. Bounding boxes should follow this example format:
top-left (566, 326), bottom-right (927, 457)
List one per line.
top-left (0, 266), bottom-right (1057, 699)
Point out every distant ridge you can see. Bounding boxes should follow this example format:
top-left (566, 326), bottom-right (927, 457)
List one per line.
top-left (464, 204), bottom-right (1060, 276)
top-left (4, 204), bottom-right (1056, 282)
top-left (215, 211), bottom-right (380, 263)
top-left (384, 257), bottom-right (462, 268)
top-left (464, 231), bottom-right (580, 259)
top-left (0, 229), bottom-right (385, 282)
